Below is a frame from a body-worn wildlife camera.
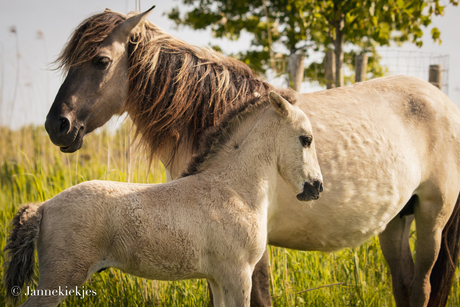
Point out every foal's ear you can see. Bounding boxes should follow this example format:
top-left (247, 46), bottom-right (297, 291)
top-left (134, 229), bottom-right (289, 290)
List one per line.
top-left (108, 5), bottom-right (155, 44)
top-left (269, 91), bottom-right (293, 119)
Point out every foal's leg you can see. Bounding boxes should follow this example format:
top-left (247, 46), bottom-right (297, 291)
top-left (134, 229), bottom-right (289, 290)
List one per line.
top-left (21, 268), bottom-right (89, 307)
top-left (209, 249), bottom-right (272, 307)
top-left (220, 267), bottom-right (253, 307)
top-left (21, 295), bottom-right (61, 307)
top-left (379, 213), bottom-right (415, 307)
top-left (21, 252), bottom-right (93, 307)
top-left (208, 279), bottom-right (225, 307)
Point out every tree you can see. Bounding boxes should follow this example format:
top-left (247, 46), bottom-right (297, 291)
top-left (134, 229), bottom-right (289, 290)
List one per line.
top-left (169, 0), bottom-right (325, 90)
top-left (312, 0), bottom-right (458, 87)
top-left (168, 0), bottom-right (458, 89)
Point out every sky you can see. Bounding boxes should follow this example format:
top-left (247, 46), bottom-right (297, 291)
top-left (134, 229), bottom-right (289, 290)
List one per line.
top-left (0, 0), bottom-right (459, 129)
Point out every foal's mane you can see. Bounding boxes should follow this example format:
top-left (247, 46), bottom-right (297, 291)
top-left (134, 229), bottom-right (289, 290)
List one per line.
top-left (181, 88), bottom-right (297, 178)
top-left (55, 9), bottom-right (274, 165)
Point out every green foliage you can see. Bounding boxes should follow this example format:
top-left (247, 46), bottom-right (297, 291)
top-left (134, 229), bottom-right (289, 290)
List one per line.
top-left (1, 125), bottom-right (460, 306)
top-left (317, 0), bottom-right (458, 47)
top-left (297, 0), bottom-right (458, 86)
top-left (168, 0), bottom-right (458, 84)
top-left (167, 0), bottom-right (321, 76)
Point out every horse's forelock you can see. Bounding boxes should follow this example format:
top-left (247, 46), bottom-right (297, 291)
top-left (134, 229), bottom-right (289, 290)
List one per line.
top-left (54, 10), bottom-right (127, 72)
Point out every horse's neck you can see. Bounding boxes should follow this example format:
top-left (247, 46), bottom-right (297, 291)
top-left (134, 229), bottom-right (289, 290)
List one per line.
top-left (127, 30), bottom-right (271, 173)
top-left (160, 141), bottom-right (195, 180)
top-left (200, 112), bottom-right (278, 209)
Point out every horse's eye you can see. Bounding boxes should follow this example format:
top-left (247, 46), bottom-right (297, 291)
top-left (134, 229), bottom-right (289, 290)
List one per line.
top-left (94, 57), bottom-right (111, 70)
top-left (299, 135), bottom-right (312, 148)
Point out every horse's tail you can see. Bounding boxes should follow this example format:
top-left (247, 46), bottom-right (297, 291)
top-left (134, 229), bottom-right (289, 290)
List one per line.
top-left (3, 202), bottom-right (44, 304)
top-left (428, 193), bottom-right (460, 307)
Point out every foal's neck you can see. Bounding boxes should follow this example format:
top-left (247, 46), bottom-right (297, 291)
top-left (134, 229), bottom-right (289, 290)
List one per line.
top-left (199, 109), bottom-right (279, 208)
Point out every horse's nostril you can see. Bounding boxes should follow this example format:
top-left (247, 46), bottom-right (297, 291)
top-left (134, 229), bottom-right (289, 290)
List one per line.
top-left (57, 117), bottom-right (70, 135)
top-left (314, 180), bottom-right (323, 193)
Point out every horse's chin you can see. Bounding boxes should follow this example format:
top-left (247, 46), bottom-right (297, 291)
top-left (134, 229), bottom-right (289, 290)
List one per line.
top-left (296, 191), bottom-right (320, 202)
top-left (60, 128), bottom-right (84, 153)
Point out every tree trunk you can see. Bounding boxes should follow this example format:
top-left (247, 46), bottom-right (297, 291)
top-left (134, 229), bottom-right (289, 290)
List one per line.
top-left (325, 51), bottom-right (336, 89)
top-left (355, 54), bottom-right (368, 83)
top-left (333, 27), bottom-right (344, 87)
top-left (288, 52), bottom-right (305, 92)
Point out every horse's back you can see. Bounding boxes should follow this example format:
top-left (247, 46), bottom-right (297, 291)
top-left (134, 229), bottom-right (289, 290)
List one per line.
top-left (303, 75), bottom-right (459, 131)
top-left (268, 76), bottom-right (460, 251)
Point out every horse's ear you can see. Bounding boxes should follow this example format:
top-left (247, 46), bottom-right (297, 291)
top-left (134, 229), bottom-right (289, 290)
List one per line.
top-left (108, 5), bottom-right (155, 44)
top-left (269, 91), bottom-right (293, 119)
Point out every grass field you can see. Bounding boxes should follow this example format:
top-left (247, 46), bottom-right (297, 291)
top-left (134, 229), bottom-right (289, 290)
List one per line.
top-left (1, 125), bottom-right (460, 306)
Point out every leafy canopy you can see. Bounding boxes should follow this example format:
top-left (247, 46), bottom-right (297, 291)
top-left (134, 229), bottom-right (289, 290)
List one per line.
top-left (168, 0), bottom-right (458, 81)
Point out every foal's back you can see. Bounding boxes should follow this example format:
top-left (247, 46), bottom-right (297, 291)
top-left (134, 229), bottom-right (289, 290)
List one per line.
top-left (38, 178), bottom-right (256, 281)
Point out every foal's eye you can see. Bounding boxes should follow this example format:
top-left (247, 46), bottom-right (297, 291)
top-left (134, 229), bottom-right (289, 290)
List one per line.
top-left (299, 135), bottom-right (312, 148)
top-left (94, 57), bottom-right (111, 70)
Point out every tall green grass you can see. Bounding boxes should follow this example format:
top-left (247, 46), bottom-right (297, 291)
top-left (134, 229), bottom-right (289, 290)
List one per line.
top-left (1, 125), bottom-right (459, 306)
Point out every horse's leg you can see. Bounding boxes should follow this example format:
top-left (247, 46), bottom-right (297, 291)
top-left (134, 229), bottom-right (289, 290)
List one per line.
top-left (208, 281), bottom-right (215, 307)
top-left (208, 279), bottom-right (224, 307)
top-left (20, 283), bottom-right (63, 307)
top-left (20, 265), bottom-right (89, 307)
top-left (411, 192), bottom-right (457, 307)
top-left (208, 250), bottom-right (271, 307)
top-left (379, 212), bottom-right (415, 307)
top-left (21, 294), bottom-right (61, 307)
top-left (22, 243), bottom-right (94, 307)
top-left (428, 193), bottom-right (460, 307)
top-left (220, 267), bottom-right (252, 307)
top-left (249, 248), bottom-right (272, 307)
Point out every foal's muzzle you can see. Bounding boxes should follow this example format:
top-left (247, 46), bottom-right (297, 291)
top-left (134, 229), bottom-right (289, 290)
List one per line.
top-left (296, 180), bottom-right (323, 201)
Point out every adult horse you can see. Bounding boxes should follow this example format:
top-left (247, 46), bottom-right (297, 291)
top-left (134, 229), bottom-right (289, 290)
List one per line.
top-left (45, 7), bottom-right (460, 307)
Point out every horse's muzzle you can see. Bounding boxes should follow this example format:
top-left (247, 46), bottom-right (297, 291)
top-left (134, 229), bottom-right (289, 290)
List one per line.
top-left (45, 113), bottom-right (85, 153)
top-left (296, 180), bottom-right (323, 201)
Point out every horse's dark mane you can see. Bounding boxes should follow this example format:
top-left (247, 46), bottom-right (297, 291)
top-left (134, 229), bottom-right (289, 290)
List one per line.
top-left (181, 88), bottom-right (297, 178)
top-left (55, 9), bottom-right (274, 166)
top-left (125, 16), bottom-right (274, 165)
